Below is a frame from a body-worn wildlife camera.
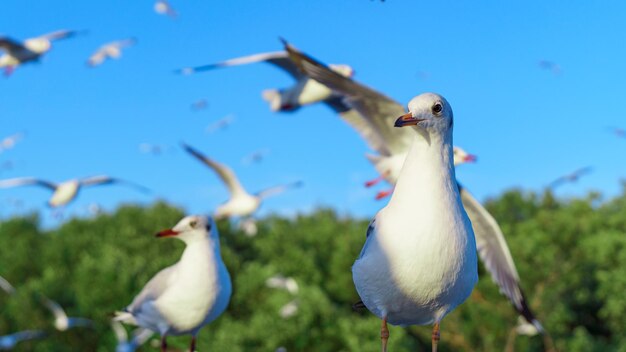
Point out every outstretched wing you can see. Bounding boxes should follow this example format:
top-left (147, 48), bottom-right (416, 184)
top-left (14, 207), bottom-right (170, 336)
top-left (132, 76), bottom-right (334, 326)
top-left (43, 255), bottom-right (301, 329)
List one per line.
top-left (255, 181), bottom-right (303, 200)
top-left (11, 330), bottom-right (46, 343)
top-left (37, 30), bottom-right (80, 42)
top-left (0, 37), bottom-right (25, 53)
top-left (42, 297), bottom-right (67, 320)
top-left (459, 185), bottom-right (544, 332)
top-left (175, 51), bottom-right (305, 80)
top-left (79, 175), bottom-right (151, 194)
top-left (181, 143), bottom-right (248, 197)
top-left (0, 177), bottom-right (57, 190)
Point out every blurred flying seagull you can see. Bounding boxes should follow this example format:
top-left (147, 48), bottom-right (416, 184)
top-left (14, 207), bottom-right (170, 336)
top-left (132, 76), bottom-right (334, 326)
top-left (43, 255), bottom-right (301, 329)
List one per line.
top-left (0, 30), bottom-right (80, 76)
top-left (279, 299), bottom-right (299, 319)
top-left (538, 60), bottom-right (561, 75)
top-left (205, 114), bottom-right (235, 134)
top-left (139, 143), bottom-right (170, 155)
top-left (115, 216), bottom-right (231, 352)
top-left (154, 0), bottom-right (177, 18)
top-left (0, 175), bottom-right (150, 207)
top-left (352, 93), bottom-right (478, 352)
top-left (111, 320), bottom-right (154, 352)
top-left (549, 166), bottom-right (593, 190)
top-left (0, 132), bottom-right (25, 154)
top-left (42, 296), bottom-right (94, 331)
top-left (0, 330), bottom-right (47, 350)
top-left (238, 217), bottom-right (258, 237)
top-left (607, 126), bottom-right (626, 139)
top-left (87, 38), bottom-right (136, 67)
top-left (191, 98), bottom-right (209, 111)
top-left (241, 148), bottom-right (270, 166)
top-left (175, 50), bottom-right (354, 113)
top-left (285, 41), bottom-right (544, 334)
top-left (182, 143), bottom-right (303, 219)
top-left (0, 274), bottom-right (16, 294)
top-left (266, 275), bottom-right (299, 295)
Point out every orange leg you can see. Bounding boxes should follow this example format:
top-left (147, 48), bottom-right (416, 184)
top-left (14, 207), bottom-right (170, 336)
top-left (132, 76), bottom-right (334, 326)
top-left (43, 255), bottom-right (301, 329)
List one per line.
top-left (375, 189), bottom-right (393, 200)
top-left (432, 323), bottom-right (440, 352)
top-left (381, 317), bottom-right (390, 352)
top-left (365, 175), bottom-right (385, 188)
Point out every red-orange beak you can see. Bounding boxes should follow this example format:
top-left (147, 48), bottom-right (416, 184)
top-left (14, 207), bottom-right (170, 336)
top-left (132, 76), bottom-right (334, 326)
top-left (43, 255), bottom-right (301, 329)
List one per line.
top-left (155, 228), bottom-right (179, 238)
top-left (394, 112), bottom-right (426, 127)
top-left (465, 154), bottom-right (477, 163)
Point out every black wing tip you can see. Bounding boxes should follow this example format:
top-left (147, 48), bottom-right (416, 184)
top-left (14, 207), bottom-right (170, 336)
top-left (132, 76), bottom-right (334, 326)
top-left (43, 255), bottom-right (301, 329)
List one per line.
top-left (517, 293), bottom-right (545, 334)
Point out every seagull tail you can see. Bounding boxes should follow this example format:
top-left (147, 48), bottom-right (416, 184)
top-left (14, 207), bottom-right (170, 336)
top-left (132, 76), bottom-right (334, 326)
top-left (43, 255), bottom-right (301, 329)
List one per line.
top-left (517, 293), bottom-right (545, 334)
top-left (113, 311), bottom-right (137, 325)
top-left (262, 89), bottom-right (282, 112)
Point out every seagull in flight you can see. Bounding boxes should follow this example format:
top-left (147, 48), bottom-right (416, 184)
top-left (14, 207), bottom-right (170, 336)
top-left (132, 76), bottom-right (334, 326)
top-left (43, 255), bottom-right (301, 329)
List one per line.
top-left (87, 38), bottom-right (136, 67)
top-left (0, 330), bottom-right (47, 350)
top-left (175, 50), bottom-right (354, 113)
top-left (0, 132), bottom-right (25, 154)
top-left (0, 30), bottom-right (80, 76)
top-left (284, 40), bottom-right (544, 335)
top-left (549, 166), bottom-right (593, 190)
top-left (154, 0), bottom-right (177, 18)
top-left (41, 296), bottom-right (94, 331)
top-left (266, 275), bottom-right (299, 295)
top-left (181, 143), bottom-right (302, 220)
top-left (0, 175), bottom-right (150, 207)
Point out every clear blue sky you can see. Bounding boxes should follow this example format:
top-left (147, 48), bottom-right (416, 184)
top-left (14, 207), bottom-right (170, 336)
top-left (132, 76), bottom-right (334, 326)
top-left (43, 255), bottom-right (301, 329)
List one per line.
top-left (2, 1), bottom-right (626, 226)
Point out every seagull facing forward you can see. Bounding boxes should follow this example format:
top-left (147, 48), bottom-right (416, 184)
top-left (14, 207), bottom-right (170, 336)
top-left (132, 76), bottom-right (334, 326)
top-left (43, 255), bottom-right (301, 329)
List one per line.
top-left (115, 215), bottom-right (231, 352)
top-left (352, 93), bottom-right (478, 352)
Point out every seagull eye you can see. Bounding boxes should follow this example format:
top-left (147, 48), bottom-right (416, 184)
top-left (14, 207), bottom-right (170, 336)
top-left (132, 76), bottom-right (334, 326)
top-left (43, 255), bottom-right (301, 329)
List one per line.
top-left (189, 220), bottom-right (197, 228)
top-left (432, 102), bottom-right (443, 116)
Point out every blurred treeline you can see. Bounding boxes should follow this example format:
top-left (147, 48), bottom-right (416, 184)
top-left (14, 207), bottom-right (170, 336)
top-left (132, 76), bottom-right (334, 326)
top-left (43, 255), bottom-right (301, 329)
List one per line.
top-left (1, 187), bottom-right (626, 351)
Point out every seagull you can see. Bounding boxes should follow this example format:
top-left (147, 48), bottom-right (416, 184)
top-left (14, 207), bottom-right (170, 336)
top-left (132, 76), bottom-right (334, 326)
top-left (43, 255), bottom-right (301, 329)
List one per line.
top-left (175, 50), bottom-right (354, 113)
top-left (352, 93), bottom-right (478, 352)
top-left (0, 330), bottom-right (47, 350)
top-left (0, 274), bottom-right (16, 294)
top-left (241, 148), bottom-right (270, 166)
top-left (266, 275), bottom-right (299, 295)
top-left (0, 175), bottom-right (150, 208)
top-left (115, 215), bottom-right (231, 352)
top-left (238, 217), bottom-right (258, 237)
top-left (0, 30), bottom-right (80, 76)
top-left (87, 38), bottom-right (136, 67)
top-left (607, 126), bottom-right (626, 139)
top-left (191, 99), bottom-right (209, 111)
top-left (181, 143), bottom-right (303, 220)
top-left (548, 166), bottom-right (593, 190)
top-left (285, 41), bottom-right (544, 333)
top-left (205, 114), bottom-right (235, 134)
top-left (0, 132), bottom-right (24, 154)
top-left (111, 320), bottom-right (154, 352)
top-left (278, 299), bottom-right (299, 319)
top-left (139, 143), bottom-right (170, 155)
top-left (538, 60), bottom-right (561, 75)
top-left (154, 0), bottom-right (177, 18)
top-left (42, 296), bottom-right (94, 331)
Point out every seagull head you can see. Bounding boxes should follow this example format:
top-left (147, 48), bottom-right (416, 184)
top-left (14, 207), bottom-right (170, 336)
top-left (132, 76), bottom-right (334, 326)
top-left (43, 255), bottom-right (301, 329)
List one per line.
top-left (394, 93), bottom-right (453, 136)
top-left (453, 146), bottom-right (477, 166)
top-left (156, 215), bottom-right (214, 243)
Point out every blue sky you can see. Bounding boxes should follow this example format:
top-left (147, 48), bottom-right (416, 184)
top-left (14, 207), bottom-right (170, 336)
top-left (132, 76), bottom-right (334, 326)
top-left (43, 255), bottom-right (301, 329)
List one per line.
top-left (2, 0), bottom-right (626, 226)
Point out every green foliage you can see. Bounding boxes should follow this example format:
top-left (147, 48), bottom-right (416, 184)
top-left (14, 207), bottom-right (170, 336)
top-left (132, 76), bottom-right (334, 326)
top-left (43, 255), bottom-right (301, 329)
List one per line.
top-left (1, 190), bottom-right (626, 351)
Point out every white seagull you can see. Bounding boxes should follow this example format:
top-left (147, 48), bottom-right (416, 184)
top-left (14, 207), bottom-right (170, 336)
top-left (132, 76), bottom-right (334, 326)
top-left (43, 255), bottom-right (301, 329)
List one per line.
top-left (0, 132), bottom-right (25, 154)
top-left (115, 215), bottom-right (231, 352)
top-left (266, 275), bottom-right (299, 295)
top-left (154, 0), bottom-right (177, 18)
top-left (0, 330), bottom-right (46, 350)
top-left (205, 114), bottom-right (235, 134)
top-left (111, 320), bottom-right (154, 352)
top-left (0, 175), bottom-right (150, 208)
top-left (175, 50), bottom-right (354, 113)
top-left (286, 42), bottom-right (544, 333)
top-left (0, 274), bottom-right (16, 295)
top-left (87, 38), bottom-right (136, 67)
top-left (42, 296), bottom-right (94, 331)
top-left (0, 30), bottom-right (80, 76)
top-left (182, 143), bottom-right (303, 220)
top-left (352, 93), bottom-right (478, 352)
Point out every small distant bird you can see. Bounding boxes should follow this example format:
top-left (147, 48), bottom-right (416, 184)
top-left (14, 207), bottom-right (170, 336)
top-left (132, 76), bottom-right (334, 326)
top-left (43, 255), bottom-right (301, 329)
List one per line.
top-left (182, 143), bottom-right (303, 220)
top-left (175, 50), bottom-right (354, 113)
top-left (352, 93), bottom-right (478, 352)
top-left (0, 330), bottom-right (47, 350)
top-left (191, 99), bottom-right (209, 111)
top-left (279, 299), bottom-right (299, 319)
top-left (42, 296), bottom-right (94, 331)
top-left (538, 60), bottom-right (561, 75)
top-left (0, 160), bottom-right (15, 173)
top-left (0, 30), bottom-right (80, 76)
top-left (154, 0), bottom-right (177, 18)
top-left (139, 143), bottom-right (170, 155)
top-left (607, 126), bottom-right (626, 139)
top-left (0, 274), bottom-right (16, 294)
top-left (549, 166), bottom-right (593, 190)
top-left (0, 132), bottom-right (24, 153)
top-left (238, 217), bottom-right (258, 237)
top-left (87, 38), bottom-right (136, 67)
top-left (205, 114), bottom-right (235, 134)
top-left (111, 321), bottom-right (154, 352)
top-left (266, 275), bottom-right (299, 295)
top-left (115, 215), bottom-right (231, 352)
top-left (0, 175), bottom-right (150, 207)
top-left (241, 148), bottom-right (270, 165)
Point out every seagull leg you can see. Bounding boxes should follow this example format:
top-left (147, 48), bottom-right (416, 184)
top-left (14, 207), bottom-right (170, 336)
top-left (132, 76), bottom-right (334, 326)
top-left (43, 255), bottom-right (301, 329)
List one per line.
top-left (4, 66), bottom-right (14, 77)
top-left (375, 189), bottom-right (393, 200)
top-left (365, 175), bottom-right (384, 188)
top-left (431, 323), bottom-right (440, 352)
top-left (189, 336), bottom-right (197, 352)
top-left (161, 335), bottom-right (167, 352)
top-left (381, 317), bottom-right (389, 352)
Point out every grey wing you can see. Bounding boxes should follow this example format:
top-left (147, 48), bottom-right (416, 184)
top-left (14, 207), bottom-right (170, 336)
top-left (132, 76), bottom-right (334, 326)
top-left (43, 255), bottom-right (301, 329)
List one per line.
top-left (42, 297), bottom-right (67, 320)
top-left (0, 177), bottom-right (57, 190)
top-left (127, 266), bottom-right (176, 314)
top-left (284, 41), bottom-right (412, 155)
top-left (38, 30), bottom-right (79, 41)
top-left (79, 175), bottom-right (151, 193)
top-left (460, 185), bottom-right (544, 332)
top-left (130, 327), bottom-right (154, 346)
top-left (0, 37), bottom-right (25, 53)
top-left (357, 218), bottom-right (377, 260)
top-left (0, 275), bottom-right (16, 294)
top-left (110, 320), bottom-right (128, 343)
top-left (175, 51), bottom-right (304, 79)
top-left (181, 143), bottom-right (248, 197)
top-left (11, 330), bottom-right (46, 342)
top-left (255, 181), bottom-right (303, 200)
